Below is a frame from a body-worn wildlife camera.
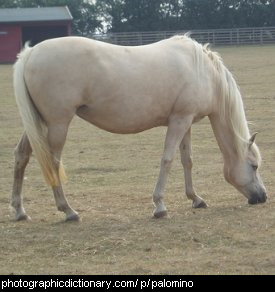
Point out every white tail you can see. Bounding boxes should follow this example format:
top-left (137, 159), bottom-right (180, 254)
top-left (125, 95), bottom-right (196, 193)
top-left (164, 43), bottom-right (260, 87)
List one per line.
top-left (13, 44), bottom-right (66, 186)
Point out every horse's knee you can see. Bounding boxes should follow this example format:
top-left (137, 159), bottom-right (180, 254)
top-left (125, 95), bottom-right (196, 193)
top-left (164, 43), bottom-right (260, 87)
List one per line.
top-left (161, 158), bottom-right (173, 170)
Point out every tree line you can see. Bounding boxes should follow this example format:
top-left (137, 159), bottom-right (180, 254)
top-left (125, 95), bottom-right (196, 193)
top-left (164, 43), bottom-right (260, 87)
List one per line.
top-left (0, 0), bottom-right (274, 35)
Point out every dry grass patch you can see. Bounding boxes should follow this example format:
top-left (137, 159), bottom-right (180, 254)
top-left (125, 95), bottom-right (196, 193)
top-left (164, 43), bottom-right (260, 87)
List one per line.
top-left (0, 45), bottom-right (275, 274)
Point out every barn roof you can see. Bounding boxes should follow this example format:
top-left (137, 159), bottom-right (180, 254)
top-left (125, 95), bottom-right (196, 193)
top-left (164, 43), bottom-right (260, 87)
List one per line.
top-left (0, 6), bottom-right (73, 23)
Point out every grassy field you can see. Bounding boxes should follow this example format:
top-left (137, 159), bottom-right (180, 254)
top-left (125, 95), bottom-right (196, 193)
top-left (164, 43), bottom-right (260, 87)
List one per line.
top-left (0, 45), bottom-right (275, 275)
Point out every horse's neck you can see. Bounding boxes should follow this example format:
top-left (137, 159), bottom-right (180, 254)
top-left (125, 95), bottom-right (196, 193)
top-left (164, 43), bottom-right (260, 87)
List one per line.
top-left (208, 63), bottom-right (249, 164)
top-left (209, 114), bottom-right (239, 164)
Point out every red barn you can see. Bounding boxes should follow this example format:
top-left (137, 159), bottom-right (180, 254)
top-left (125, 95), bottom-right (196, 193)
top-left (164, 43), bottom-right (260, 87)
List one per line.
top-left (0, 6), bottom-right (73, 63)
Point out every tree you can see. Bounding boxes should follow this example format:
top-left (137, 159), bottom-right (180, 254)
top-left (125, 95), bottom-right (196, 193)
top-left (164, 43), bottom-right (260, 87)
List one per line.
top-left (99, 0), bottom-right (275, 32)
top-left (1, 0), bottom-right (274, 33)
top-left (100, 0), bottom-right (161, 32)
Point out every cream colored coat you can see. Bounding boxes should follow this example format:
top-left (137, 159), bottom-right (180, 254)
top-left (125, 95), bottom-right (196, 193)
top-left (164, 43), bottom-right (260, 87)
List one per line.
top-left (11, 35), bottom-right (266, 222)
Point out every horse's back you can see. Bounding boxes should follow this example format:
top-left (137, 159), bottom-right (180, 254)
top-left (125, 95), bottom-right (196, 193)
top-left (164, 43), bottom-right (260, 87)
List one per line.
top-left (23, 36), bottom-right (213, 132)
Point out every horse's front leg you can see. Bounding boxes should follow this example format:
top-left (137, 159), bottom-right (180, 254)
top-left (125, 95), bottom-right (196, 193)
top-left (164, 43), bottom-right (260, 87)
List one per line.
top-left (153, 115), bottom-right (193, 218)
top-left (179, 128), bottom-right (207, 208)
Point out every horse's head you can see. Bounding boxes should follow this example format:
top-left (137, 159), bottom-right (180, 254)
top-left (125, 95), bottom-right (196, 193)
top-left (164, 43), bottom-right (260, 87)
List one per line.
top-left (224, 133), bottom-right (267, 204)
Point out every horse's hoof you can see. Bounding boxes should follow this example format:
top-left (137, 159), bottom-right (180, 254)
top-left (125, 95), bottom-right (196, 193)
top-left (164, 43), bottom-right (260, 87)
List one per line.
top-left (15, 213), bottom-right (31, 221)
top-left (65, 213), bottom-right (81, 222)
top-left (193, 201), bottom-right (207, 209)
top-left (153, 210), bottom-right (168, 219)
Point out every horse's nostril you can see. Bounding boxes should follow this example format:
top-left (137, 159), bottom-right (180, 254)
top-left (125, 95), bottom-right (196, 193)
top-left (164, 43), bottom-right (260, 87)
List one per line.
top-left (248, 192), bottom-right (267, 205)
top-left (248, 197), bottom-right (258, 205)
top-left (261, 193), bottom-right (267, 203)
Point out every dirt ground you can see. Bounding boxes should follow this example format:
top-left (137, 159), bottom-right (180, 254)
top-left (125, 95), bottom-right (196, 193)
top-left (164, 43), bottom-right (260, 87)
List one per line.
top-left (0, 44), bottom-right (275, 275)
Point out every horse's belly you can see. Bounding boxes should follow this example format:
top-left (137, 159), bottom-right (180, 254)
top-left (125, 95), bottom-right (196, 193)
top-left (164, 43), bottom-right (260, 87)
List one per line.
top-left (76, 104), bottom-right (168, 134)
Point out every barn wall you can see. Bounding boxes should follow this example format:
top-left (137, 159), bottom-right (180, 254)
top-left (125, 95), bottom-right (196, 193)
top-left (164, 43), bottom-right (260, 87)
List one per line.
top-left (0, 21), bottom-right (72, 63)
top-left (0, 24), bottom-right (21, 63)
top-left (22, 22), bottom-right (70, 46)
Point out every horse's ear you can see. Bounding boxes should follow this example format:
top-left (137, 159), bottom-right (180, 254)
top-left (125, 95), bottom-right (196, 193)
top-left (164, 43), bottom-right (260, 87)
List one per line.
top-left (249, 132), bottom-right (258, 147)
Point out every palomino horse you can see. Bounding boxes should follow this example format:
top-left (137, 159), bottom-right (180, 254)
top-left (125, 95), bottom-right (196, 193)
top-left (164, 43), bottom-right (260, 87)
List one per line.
top-left (12, 34), bottom-right (267, 221)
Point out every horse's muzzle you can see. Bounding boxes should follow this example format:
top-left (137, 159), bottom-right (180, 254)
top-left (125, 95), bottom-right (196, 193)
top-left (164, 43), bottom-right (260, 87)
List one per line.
top-left (248, 191), bottom-right (267, 204)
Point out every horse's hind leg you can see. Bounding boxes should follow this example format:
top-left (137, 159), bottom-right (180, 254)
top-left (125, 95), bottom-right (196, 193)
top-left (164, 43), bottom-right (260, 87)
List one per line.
top-left (179, 128), bottom-right (207, 208)
top-left (153, 115), bottom-right (193, 218)
top-left (47, 124), bottom-right (79, 221)
top-left (11, 132), bottom-right (32, 220)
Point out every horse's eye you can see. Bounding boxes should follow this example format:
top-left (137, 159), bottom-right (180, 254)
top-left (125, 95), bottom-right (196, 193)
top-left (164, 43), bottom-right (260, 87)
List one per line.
top-left (252, 165), bottom-right (258, 171)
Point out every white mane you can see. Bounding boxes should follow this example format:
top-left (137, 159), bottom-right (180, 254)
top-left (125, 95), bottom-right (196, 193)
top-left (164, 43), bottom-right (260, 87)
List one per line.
top-left (177, 34), bottom-right (261, 163)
